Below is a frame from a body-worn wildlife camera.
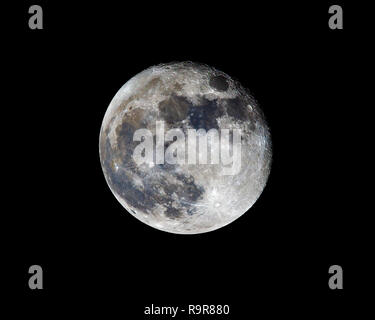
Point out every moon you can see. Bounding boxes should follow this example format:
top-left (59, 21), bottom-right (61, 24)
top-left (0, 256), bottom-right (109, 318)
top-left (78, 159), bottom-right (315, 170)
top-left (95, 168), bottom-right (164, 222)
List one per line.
top-left (99, 62), bottom-right (272, 234)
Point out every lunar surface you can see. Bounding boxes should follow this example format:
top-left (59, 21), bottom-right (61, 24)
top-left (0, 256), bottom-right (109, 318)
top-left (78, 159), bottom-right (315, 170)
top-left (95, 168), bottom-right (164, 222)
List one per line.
top-left (99, 62), bottom-right (272, 234)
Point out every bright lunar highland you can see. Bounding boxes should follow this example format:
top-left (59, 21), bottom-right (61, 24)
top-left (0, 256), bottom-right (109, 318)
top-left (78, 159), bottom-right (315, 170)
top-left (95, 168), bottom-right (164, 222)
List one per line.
top-left (99, 62), bottom-right (272, 234)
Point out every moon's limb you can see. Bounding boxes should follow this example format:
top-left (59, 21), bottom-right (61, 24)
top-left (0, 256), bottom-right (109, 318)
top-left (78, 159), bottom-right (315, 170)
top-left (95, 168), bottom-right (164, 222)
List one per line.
top-left (99, 62), bottom-right (272, 234)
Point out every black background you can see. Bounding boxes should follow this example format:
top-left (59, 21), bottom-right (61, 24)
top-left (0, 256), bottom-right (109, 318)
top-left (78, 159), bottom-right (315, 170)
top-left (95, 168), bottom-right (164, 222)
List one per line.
top-left (4, 0), bottom-right (372, 317)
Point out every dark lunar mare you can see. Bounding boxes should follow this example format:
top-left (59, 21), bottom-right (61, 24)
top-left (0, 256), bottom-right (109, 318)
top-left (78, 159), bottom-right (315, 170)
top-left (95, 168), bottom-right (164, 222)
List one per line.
top-left (209, 75), bottom-right (229, 91)
top-left (187, 98), bottom-right (221, 131)
top-left (100, 120), bottom-right (205, 219)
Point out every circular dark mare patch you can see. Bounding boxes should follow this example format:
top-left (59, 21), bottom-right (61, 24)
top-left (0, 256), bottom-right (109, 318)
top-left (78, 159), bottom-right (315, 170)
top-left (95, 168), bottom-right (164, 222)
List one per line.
top-left (209, 75), bottom-right (229, 91)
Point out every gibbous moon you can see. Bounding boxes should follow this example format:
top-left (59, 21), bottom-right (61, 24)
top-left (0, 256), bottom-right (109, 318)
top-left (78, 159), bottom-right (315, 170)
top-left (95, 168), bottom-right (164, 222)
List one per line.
top-left (99, 62), bottom-right (272, 234)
